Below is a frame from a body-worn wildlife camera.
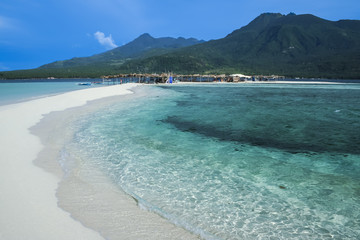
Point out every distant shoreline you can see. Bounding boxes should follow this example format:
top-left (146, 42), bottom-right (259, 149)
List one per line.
top-left (172, 79), bottom-right (360, 85)
top-left (1, 78), bottom-right (360, 84)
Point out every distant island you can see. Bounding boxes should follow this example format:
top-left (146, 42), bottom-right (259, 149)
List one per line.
top-left (1, 13), bottom-right (360, 79)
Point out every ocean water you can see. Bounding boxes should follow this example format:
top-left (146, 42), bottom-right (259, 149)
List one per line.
top-left (0, 79), bottom-right (100, 106)
top-left (68, 83), bottom-right (360, 239)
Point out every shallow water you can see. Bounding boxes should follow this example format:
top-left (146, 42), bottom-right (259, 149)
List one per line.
top-left (68, 83), bottom-right (360, 239)
top-left (0, 80), bottom-right (100, 105)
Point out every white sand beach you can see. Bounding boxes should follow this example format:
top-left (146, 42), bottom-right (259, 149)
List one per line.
top-left (0, 83), bottom-right (199, 240)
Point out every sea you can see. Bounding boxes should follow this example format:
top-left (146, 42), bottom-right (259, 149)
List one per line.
top-left (0, 79), bottom-right (101, 106)
top-left (2, 80), bottom-right (360, 239)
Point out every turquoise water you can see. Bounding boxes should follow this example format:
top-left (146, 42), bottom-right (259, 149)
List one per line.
top-left (0, 80), bottom-right (99, 106)
top-left (69, 83), bottom-right (359, 239)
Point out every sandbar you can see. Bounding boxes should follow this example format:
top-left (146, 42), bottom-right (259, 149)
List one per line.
top-left (0, 83), bottom-right (199, 240)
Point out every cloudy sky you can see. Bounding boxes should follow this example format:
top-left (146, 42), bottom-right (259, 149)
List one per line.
top-left (0, 0), bottom-right (359, 70)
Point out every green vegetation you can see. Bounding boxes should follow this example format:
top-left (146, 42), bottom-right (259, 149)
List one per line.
top-left (1, 13), bottom-right (360, 79)
top-left (117, 13), bottom-right (360, 79)
top-left (39, 33), bottom-right (203, 70)
top-left (0, 34), bottom-right (204, 79)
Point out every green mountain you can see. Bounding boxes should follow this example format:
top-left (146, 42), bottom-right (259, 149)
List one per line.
top-left (118, 13), bottom-right (360, 78)
top-left (1, 13), bottom-right (360, 79)
top-left (40, 33), bottom-right (204, 69)
top-left (0, 34), bottom-right (204, 79)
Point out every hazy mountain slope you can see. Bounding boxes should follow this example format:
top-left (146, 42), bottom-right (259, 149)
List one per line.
top-left (1, 13), bottom-right (359, 79)
top-left (118, 13), bottom-right (360, 78)
top-left (39, 33), bottom-right (204, 69)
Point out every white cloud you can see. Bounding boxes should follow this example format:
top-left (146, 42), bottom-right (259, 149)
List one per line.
top-left (94, 31), bottom-right (118, 49)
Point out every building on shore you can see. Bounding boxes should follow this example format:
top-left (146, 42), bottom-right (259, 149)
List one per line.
top-left (101, 73), bottom-right (285, 84)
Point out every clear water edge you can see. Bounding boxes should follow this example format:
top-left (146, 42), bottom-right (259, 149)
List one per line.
top-left (0, 80), bottom-right (102, 106)
top-left (63, 84), bottom-right (360, 239)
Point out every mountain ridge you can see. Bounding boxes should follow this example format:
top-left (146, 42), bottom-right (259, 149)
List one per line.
top-left (117, 13), bottom-right (360, 78)
top-left (1, 13), bottom-right (360, 79)
top-left (39, 34), bottom-right (204, 69)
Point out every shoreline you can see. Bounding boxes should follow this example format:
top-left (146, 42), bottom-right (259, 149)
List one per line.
top-left (0, 84), bottom-right (137, 240)
top-left (2, 81), bottom-right (357, 239)
top-left (33, 85), bottom-right (200, 239)
top-left (174, 80), bottom-right (351, 85)
top-left (0, 83), bottom-right (199, 240)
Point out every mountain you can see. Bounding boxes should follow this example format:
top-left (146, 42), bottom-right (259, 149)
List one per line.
top-left (0, 34), bottom-right (204, 79)
top-left (40, 33), bottom-right (204, 69)
top-left (1, 13), bottom-right (360, 79)
top-left (118, 13), bottom-right (360, 78)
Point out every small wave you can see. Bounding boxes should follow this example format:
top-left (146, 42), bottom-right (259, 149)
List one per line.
top-left (133, 193), bottom-right (220, 240)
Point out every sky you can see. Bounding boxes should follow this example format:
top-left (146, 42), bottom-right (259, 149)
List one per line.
top-left (0, 0), bottom-right (359, 71)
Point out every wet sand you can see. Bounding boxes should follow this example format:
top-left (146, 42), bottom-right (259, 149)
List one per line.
top-left (0, 83), bottom-right (199, 240)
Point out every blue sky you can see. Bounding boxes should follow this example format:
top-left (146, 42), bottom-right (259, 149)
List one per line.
top-left (0, 0), bottom-right (359, 70)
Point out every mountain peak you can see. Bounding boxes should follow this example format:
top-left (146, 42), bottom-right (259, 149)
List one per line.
top-left (138, 33), bottom-right (153, 39)
top-left (247, 12), bottom-right (284, 29)
top-left (38, 32), bottom-right (203, 70)
top-left (4, 13), bottom-right (360, 79)
top-left (133, 33), bottom-right (155, 42)
top-left (127, 33), bottom-right (157, 47)
top-left (117, 13), bottom-right (360, 79)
